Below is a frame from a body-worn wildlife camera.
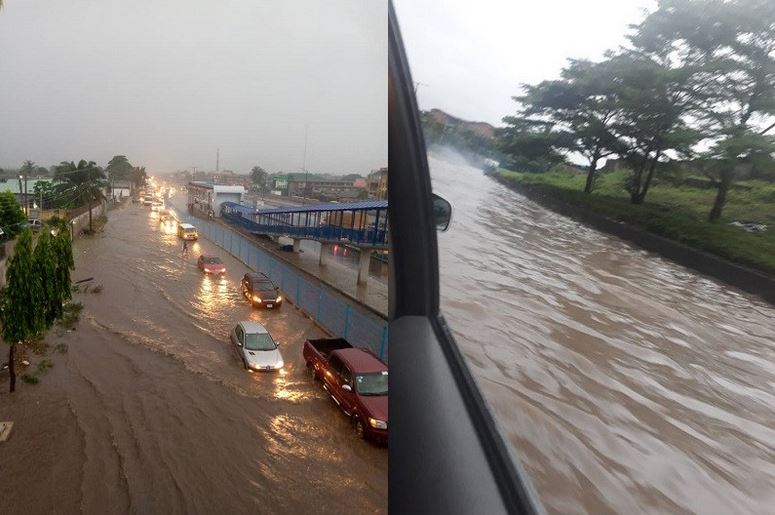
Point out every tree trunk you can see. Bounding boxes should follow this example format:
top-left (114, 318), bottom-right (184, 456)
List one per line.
top-left (88, 198), bottom-right (93, 233)
top-left (629, 164), bottom-right (645, 203)
top-left (584, 160), bottom-right (598, 194)
top-left (8, 345), bottom-right (16, 393)
top-left (709, 171), bottom-right (732, 222)
top-left (633, 150), bottom-right (662, 205)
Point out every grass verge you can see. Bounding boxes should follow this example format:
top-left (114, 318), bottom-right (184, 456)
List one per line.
top-left (496, 169), bottom-right (775, 276)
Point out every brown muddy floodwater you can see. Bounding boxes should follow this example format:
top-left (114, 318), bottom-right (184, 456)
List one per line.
top-left (430, 154), bottom-right (775, 515)
top-left (0, 203), bottom-right (386, 514)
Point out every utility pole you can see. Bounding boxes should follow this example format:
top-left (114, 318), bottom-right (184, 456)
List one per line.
top-left (17, 175), bottom-right (23, 215)
top-left (302, 125), bottom-right (309, 206)
top-left (216, 148), bottom-right (220, 173)
top-left (23, 170), bottom-right (28, 217)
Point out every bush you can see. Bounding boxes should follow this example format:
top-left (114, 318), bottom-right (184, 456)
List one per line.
top-left (21, 373), bottom-right (39, 384)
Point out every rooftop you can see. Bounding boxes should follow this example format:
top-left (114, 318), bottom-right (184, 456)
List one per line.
top-left (239, 321), bottom-right (269, 334)
top-left (336, 348), bottom-right (387, 373)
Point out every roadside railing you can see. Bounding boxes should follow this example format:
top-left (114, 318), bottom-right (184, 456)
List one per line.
top-left (180, 213), bottom-right (389, 362)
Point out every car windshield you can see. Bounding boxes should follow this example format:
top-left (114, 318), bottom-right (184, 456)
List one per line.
top-left (206, 257), bottom-right (222, 264)
top-left (355, 372), bottom-right (388, 396)
top-left (243, 332), bottom-right (276, 351)
top-left (255, 282), bottom-right (276, 292)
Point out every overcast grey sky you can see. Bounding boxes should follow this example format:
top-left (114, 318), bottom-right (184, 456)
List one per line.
top-left (394, 0), bottom-right (656, 126)
top-left (0, 0), bottom-right (386, 175)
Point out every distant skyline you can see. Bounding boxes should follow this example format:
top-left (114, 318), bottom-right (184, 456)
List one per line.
top-left (394, 0), bottom-right (656, 126)
top-left (0, 0), bottom-right (387, 175)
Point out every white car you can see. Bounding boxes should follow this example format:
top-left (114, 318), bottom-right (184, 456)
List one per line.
top-left (230, 321), bottom-right (284, 372)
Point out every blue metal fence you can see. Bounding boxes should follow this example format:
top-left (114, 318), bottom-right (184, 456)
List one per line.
top-left (180, 214), bottom-right (388, 362)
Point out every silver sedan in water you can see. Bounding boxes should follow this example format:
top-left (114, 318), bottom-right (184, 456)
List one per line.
top-left (230, 321), bottom-right (284, 372)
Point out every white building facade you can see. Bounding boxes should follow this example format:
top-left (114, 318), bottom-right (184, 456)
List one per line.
top-left (187, 182), bottom-right (246, 217)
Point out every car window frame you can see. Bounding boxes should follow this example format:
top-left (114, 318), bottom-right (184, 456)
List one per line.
top-left (388, 3), bottom-right (544, 514)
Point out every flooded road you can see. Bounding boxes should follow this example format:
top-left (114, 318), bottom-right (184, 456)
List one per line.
top-left (430, 154), bottom-right (775, 514)
top-left (0, 203), bottom-right (386, 514)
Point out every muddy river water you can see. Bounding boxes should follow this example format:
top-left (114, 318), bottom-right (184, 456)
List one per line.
top-left (431, 154), bottom-right (775, 514)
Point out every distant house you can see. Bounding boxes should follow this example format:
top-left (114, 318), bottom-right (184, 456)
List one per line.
top-left (428, 109), bottom-right (496, 140)
top-left (367, 168), bottom-right (388, 200)
top-left (109, 180), bottom-right (132, 200)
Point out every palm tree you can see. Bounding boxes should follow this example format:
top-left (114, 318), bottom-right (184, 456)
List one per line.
top-left (54, 160), bottom-right (107, 233)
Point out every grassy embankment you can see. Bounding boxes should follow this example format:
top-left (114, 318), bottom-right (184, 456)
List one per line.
top-left (496, 169), bottom-right (775, 276)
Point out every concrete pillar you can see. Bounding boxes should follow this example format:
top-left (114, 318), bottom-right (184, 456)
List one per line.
top-left (293, 238), bottom-right (301, 253)
top-left (319, 242), bottom-right (331, 266)
top-left (357, 248), bottom-right (371, 285)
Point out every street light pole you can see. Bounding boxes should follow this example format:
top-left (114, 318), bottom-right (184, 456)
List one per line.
top-left (302, 124), bottom-right (309, 206)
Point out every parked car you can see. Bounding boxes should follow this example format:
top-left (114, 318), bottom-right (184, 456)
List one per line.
top-left (240, 272), bottom-right (282, 308)
top-left (303, 338), bottom-right (388, 443)
top-left (230, 321), bottom-right (284, 372)
top-left (197, 255), bottom-right (226, 275)
top-left (27, 219), bottom-right (42, 231)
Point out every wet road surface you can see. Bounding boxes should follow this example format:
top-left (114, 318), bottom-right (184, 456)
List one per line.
top-left (166, 193), bottom-right (388, 316)
top-left (0, 203), bottom-right (387, 514)
top-left (430, 154), bottom-right (775, 515)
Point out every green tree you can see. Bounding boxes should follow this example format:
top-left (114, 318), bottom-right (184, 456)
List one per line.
top-left (637, 0), bottom-right (775, 220)
top-left (129, 166), bottom-right (147, 189)
top-left (0, 191), bottom-right (26, 236)
top-left (1, 230), bottom-right (45, 392)
top-left (51, 229), bottom-right (74, 321)
top-left (105, 155), bottom-right (133, 183)
top-left (514, 58), bottom-right (623, 192)
top-left (251, 166), bottom-right (269, 191)
top-left (33, 231), bottom-right (58, 326)
top-left (609, 53), bottom-right (707, 204)
top-left (496, 117), bottom-right (566, 173)
top-left (54, 160), bottom-right (107, 233)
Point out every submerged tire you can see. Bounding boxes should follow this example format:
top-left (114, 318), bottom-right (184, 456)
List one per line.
top-left (353, 416), bottom-right (365, 440)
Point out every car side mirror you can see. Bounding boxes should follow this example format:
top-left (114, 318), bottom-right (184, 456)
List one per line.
top-left (432, 193), bottom-right (452, 232)
top-left (342, 384), bottom-right (352, 392)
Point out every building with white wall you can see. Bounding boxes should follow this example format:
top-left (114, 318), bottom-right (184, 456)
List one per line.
top-left (187, 182), bottom-right (246, 217)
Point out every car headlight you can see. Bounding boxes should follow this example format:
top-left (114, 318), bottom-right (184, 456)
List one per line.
top-left (253, 296), bottom-right (261, 303)
top-left (275, 360), bottom-right (284, 369)
top-left (276, 295), bottom-right (282, 302)
top-left (368, 417), bottom-right (387, 430)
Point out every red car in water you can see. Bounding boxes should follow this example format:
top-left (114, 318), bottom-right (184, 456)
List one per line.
top-left (304, 338), bottom-right (388, 444)
top-left (197, 255), bottom-right (226, 275)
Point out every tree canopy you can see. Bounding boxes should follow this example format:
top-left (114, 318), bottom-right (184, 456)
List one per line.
top-left (497, 0), bottom-right (775, 220)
